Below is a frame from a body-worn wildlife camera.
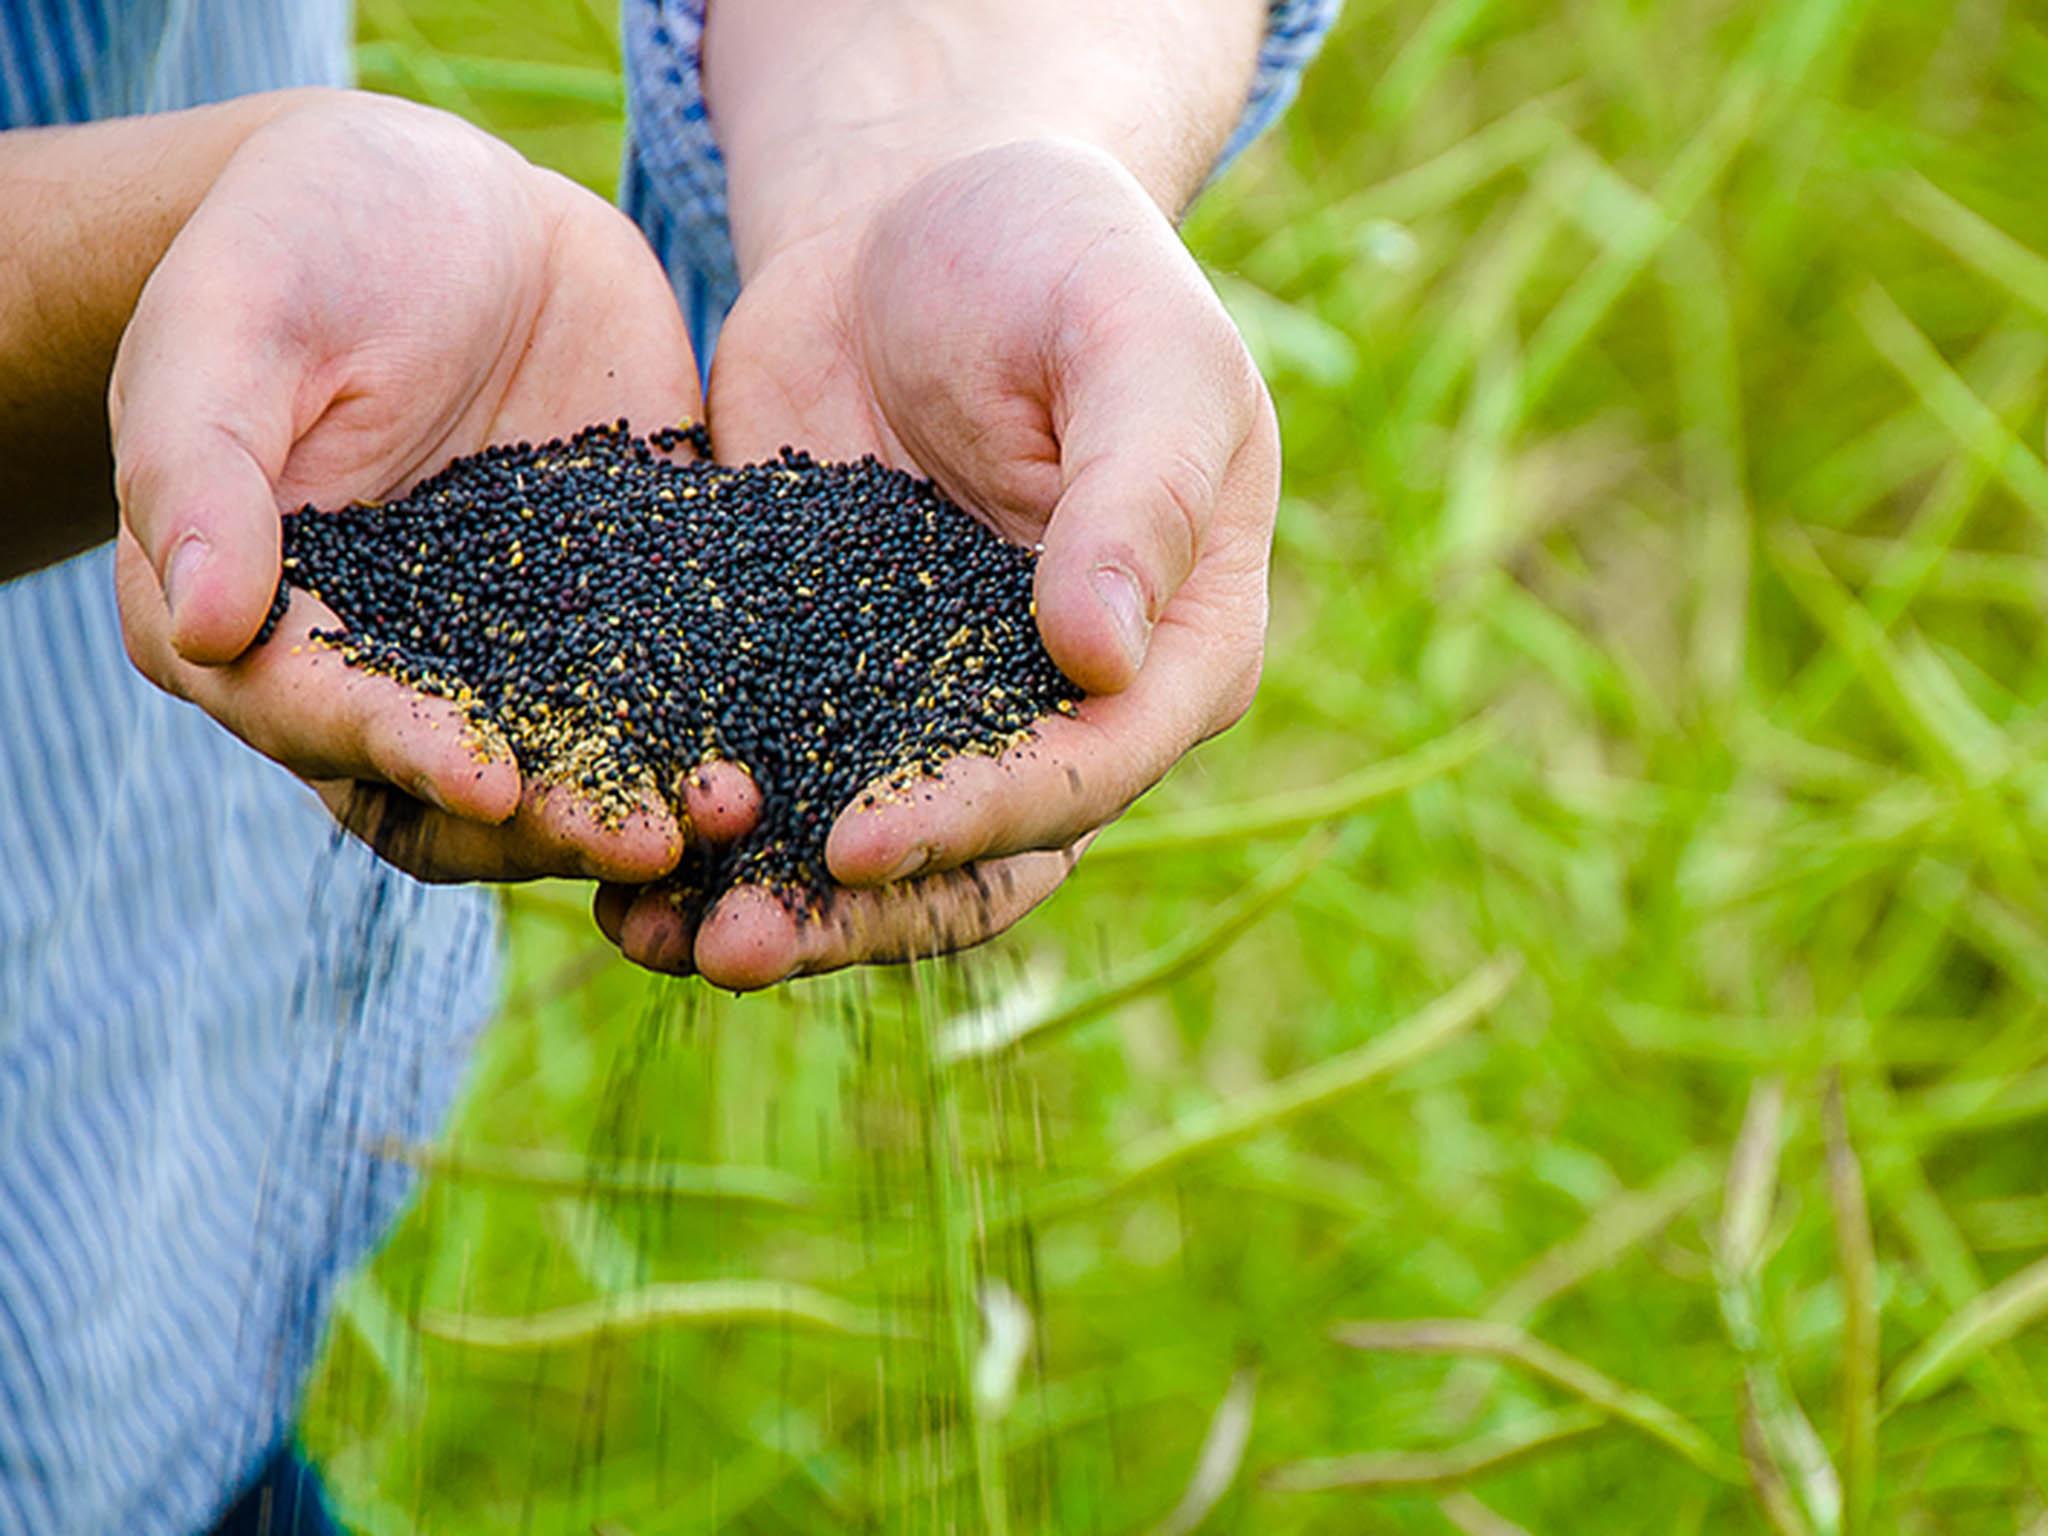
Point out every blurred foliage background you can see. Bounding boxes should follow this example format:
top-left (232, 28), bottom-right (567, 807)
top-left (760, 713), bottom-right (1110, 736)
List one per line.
top-left (309, 1), bottom-right (2048, 1530)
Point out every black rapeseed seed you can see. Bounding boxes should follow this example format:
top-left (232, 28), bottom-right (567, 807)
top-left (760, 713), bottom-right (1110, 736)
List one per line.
top-left (258, 421), bottom-right (1081, 908)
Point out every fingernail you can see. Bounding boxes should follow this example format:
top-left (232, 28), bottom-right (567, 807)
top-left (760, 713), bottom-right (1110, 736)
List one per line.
top-left (164, 533), bottom-right (209, 626)
top-left (1091, 564), bottom-right (1151, 672)
top-left (884, 846), bottom-right (930, 883)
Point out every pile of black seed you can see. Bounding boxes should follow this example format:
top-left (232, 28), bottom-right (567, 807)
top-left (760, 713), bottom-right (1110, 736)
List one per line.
top-left (258, 421), bottom-right (1081, 906)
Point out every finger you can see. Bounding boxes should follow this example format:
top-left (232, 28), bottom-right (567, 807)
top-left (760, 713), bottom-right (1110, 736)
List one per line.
top-left (825, 580), bottom-right (1261, 887)
top-left (686, 846), bottom-right (1080, 991)
top-left (520, 780), bottom-right (686, 882)
top-left (316, 779), bottom-right (684, 885)
top-left (681, 761), bottom-right (764, 842)
top-left (119, 536), bottom-right (521, 821)
top-left (594, 883), bottom-right (635, 945)
top-left (109, 209), bottom-right (303, 664)
top-left (1033, 281), bottom-right (1265, 694)
top-left (605, 768), bottom-right (765, 969)
top-left (618, 885), bottom-right (702, 976)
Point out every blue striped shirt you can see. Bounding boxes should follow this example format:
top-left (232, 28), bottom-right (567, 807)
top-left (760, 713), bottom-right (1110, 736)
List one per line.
top-left (0, 19), bottom-right (497, 1536)
top-left (0, 3), bottom-right (1335, 1532)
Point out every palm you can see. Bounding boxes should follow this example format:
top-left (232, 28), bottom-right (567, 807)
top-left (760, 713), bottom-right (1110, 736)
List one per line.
top-left (708, 233), bottom-right (1054, 539)
top-left (204, 109), bottom-right (696, 513)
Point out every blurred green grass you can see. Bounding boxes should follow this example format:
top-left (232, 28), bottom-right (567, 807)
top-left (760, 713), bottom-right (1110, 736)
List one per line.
top-left (310, 2), bottom-right (2048, 1530)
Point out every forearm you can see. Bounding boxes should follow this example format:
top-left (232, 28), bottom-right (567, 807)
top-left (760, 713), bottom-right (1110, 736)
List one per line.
top-left (0, 92), bottom-right (304, 580)
top-left (701, 0), bottom-right (1265, 273)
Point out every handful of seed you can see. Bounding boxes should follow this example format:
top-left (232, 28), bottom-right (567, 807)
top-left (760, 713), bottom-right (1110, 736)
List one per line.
top-left (259, 421), bottom-right (1081, 907)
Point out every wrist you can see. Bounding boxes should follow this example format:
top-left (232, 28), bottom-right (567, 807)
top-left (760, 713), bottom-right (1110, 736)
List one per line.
top-left (723, 119), bottom-right (1141, 280)
top-left (703, 1), bottom-right (1262, 277)
top-left (729, 130), bottom-right (1168, 291)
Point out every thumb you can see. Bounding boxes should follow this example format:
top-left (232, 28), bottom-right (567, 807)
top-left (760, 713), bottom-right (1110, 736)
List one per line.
top-left (1032, 293), bottom-right (1261, 696)
top-left (109, 223), bottom-right (298, 665)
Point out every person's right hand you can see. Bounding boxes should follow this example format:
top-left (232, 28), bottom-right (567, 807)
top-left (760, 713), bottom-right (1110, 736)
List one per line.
top-left (597, 140), bottom-right (1279, 988)
top-left (108, 90), bottom-right (757, 883)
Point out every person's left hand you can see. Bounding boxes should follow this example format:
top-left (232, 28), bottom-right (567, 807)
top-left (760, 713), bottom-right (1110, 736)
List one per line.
top-left (596, 138), bottom-right (1280, 988)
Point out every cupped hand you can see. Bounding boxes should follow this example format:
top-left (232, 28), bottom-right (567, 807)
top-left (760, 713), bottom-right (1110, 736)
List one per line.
top-left (108, 90), bottom-right (757, 883)
top-left (609, 138), bottom-right (1280, 988)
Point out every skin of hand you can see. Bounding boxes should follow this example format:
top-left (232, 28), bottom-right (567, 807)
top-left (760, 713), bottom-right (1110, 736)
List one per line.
top-left (599, 136), bottom-right (1281, 989)
top-left (105, 89), bottom-right (759, 883)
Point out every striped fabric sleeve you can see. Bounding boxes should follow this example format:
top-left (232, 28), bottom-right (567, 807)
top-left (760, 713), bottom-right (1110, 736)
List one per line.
top-left (622, 0), bottom-right (1342, 343)
top-left (1221, 0), bottom-right (1344, 167)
